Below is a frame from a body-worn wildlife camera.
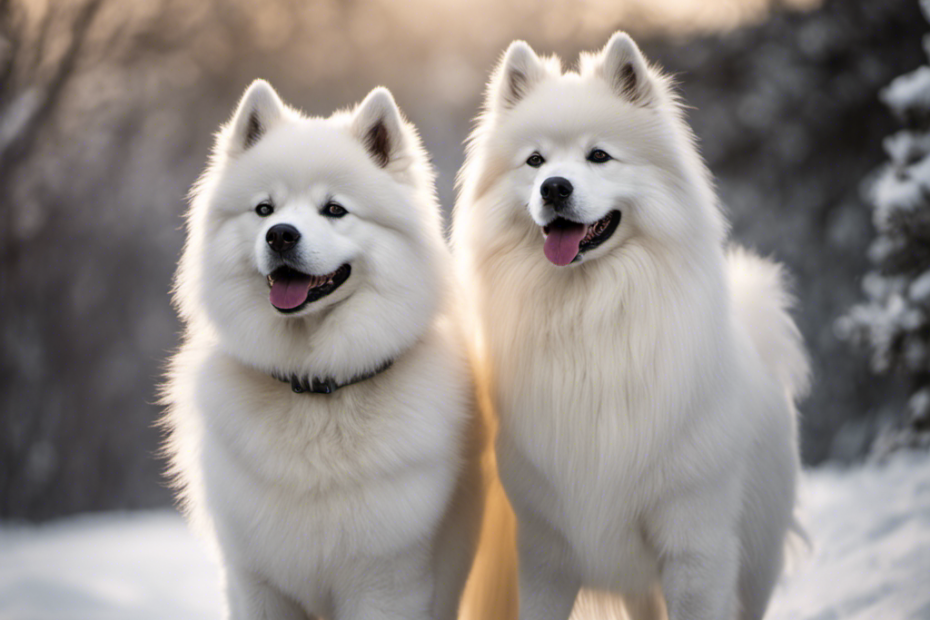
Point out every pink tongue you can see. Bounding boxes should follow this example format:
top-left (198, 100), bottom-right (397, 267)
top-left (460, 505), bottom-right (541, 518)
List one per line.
top-left (269, 274), bottom-right (313, 310)
top-left (543, 223), bottom-right (588, 266)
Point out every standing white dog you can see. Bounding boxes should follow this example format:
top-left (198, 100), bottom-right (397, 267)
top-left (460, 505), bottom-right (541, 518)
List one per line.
top-left (453, 33), bottom-right (810, 620)
top-left (164, 80), bottom-right (486, 620)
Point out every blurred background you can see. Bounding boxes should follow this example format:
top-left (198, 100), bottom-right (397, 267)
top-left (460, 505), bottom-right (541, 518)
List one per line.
top-left (0, 0), bottom-right (927, 523)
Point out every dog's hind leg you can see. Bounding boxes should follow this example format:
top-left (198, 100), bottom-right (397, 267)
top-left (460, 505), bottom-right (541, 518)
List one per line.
top-left (735, 498), bottom-right (791, 620)
top-left (736, 418), bottom-right (798, 620)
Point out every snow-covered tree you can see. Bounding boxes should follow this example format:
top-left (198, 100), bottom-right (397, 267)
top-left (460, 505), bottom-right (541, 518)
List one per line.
top-left (837, 0), bottom-right (930, 455)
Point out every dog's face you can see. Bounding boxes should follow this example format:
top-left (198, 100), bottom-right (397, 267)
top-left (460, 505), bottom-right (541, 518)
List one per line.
top-left (208, 119), bottom-right (373, 320)
top-left (505, 86), bottom-right (645, 267)
top-left (223, 140), bottom-right (361, 317)
top-left (465, 33), bottom-right (721, 268)
top-left (180, 81), bottom-right (444, 376)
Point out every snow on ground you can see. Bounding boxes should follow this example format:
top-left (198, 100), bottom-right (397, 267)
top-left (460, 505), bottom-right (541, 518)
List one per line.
top-left (768, 450), bottom-right (930, 620)
top-left (1, 451), bottom-right (929, 620)
top-left (0, 511), bottom-right (222, 620)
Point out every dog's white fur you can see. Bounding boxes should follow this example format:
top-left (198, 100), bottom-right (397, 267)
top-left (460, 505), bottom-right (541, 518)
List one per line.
top-left (453, 33), bottom-right (810, 620)
top-left (164, 80), bottom-right (484, 620)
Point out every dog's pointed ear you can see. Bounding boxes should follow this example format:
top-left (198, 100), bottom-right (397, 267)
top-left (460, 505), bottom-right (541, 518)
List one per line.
top-left (351, 87), bottom-right (408, 168)
top-left (593, 32), bottom-right (654, 105)
top-left (491, 40), bottom-right (546, 111)
top-left (227, 79), bottom-right (285, 153)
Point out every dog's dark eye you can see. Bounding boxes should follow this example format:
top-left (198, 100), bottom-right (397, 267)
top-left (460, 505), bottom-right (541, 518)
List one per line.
top-left (587, 149), bottom-right (611, 164)
top-left (255, 201), bottom-right (274, 217)
top-left (526, 153), bottom-right (545, 168)
top-left (322, 202), bottom-right (348, 218)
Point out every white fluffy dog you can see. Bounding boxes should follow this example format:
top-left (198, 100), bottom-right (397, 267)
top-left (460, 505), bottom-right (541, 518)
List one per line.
top-left (164, 80), bottom-right (486, 620)
top-left (453, 33), bottom-right (810, 620)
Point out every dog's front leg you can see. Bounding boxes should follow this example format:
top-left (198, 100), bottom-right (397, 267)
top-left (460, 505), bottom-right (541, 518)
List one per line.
top-left (225, 565), bottom-right (309, 620)
top-left (653, 483), bottom-right (741, 620)
top-left (338, 590), bottom-right (433, 620)
top-left (660, 542), bottom-right (739, 620)
top-left (516, 516), bottom-right (580, 620)
top-left (333, 553), bottom-right (436, 620)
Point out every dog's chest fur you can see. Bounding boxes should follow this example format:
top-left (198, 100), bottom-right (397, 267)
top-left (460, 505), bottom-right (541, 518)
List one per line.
top-left (190, 335), bottom-right (469, 609)
top-left (480, 247), bottom-right (736, 590)
top-left (490, 309), bottom-right (669, 591)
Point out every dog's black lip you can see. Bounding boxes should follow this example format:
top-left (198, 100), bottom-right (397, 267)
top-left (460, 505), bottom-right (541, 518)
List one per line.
top-left (541, 210), bottom-right (622, 255)
top-left (578, 210), bottom-right (621, 253)
top-left (267, 264), bottom-right (352, 314)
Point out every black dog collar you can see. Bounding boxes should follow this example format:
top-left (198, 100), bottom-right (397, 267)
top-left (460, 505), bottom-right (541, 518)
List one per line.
top-left (272, 358), bottom-right (394, 395)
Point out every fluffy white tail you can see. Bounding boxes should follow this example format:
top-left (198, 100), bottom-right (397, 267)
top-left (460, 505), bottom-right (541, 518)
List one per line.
top-left (727, 248), bottom-right (811, 402)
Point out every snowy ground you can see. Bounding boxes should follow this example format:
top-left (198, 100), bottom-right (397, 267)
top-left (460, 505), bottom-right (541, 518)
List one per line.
top-left (1, 451), bottom-right (929, 620)
top-left (0, 511), bottom-right (222, 620)
top-left (767, 450), bottom-right (930, 620)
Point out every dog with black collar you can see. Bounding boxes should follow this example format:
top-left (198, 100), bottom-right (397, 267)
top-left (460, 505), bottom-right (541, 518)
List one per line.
top-left (163, 80), bottom-right (491, 620)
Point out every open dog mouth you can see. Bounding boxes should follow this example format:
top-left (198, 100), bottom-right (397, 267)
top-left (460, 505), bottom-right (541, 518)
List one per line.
top-left (266, 264), bottom-right (351, 313)
top-left (541, 210), bottom-right (621, 266)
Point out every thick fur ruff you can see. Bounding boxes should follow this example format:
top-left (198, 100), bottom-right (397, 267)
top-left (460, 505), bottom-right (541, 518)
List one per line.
top-left (453, 33), bottom-right (810, 620)
top-left (163, 81), bottom-right (492, 620)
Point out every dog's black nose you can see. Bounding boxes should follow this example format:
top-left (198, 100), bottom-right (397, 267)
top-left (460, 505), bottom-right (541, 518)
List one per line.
top-left (540, 177), bottom-right (573, 208)
top-left (266, 224), bottom-right (301, 254)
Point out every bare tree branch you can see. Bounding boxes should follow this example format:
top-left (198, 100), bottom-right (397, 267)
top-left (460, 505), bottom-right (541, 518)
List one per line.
top-left (0, 0), bottom-right (105, 173)
top-left (0, 0), bottom-right (17, 93)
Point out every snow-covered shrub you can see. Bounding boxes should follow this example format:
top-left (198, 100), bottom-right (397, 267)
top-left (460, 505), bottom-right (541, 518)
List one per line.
top-left (837, 0), bottom-right (930, 455)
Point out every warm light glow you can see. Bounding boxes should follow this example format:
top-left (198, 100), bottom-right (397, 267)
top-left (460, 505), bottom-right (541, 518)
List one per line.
top-left (384, 0), bottom-right (823, 45)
